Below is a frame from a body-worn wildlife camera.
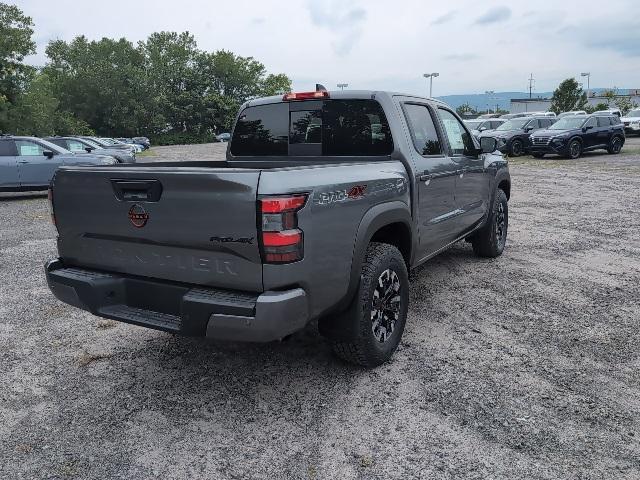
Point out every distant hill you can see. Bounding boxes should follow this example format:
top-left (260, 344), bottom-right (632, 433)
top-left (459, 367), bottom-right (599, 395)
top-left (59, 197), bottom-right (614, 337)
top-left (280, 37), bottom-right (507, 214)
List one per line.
top-left (435, 88), bottom-right (627, 112)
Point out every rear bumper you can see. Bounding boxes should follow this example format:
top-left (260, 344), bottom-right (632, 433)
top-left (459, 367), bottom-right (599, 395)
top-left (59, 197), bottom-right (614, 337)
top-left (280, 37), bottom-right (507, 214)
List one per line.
top-left (45, 259), bottom-right (308, 342)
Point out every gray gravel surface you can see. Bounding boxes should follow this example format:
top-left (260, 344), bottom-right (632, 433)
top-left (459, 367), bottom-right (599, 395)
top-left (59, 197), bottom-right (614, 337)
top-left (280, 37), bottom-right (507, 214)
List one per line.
top-left (1, 143), bottom-right (640, 479)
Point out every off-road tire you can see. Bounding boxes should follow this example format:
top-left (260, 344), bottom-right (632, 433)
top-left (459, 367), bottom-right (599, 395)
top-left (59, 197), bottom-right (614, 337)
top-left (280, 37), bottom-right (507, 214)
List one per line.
top-left (510, 139), bottom-right (524, 157)
top-left (607, 135), bottom-right (623, 154)
top-left (331, 242), bottom-right (409, 368)
top-left (568, 139), bottom-right (582, 159)
top-left (471, 189), bottom-right (508, 258)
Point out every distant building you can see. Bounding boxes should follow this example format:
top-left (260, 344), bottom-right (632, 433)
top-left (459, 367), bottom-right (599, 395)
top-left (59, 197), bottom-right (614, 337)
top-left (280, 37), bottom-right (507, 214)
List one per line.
top-left (510, 92), bottom-right (640, 113)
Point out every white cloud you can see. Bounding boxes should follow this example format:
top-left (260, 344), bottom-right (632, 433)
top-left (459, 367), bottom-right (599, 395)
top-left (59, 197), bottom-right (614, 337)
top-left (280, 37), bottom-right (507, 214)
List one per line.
top-left (11, 0), bottom-right (640, 96)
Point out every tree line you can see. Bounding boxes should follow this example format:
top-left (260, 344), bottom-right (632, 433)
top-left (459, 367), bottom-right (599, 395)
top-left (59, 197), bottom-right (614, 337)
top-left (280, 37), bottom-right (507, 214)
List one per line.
top-left (0, 3), bottom-right (291, 144)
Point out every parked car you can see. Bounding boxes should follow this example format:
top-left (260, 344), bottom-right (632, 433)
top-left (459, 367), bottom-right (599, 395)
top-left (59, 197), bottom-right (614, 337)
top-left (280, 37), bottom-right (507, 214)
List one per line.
top-left (0, 135), bottom-right (117, 192)
top-left (621, 109), bottom-right (640, 135)
top-left (116, 138), bottom-right (147, 151)
top-left (82, 137), bottom-right (136, 154)
top-left (594, 108), bottom-right (621, 117)
top-left (528, 114), bottom-right (625, 159)
top-left (558, 110), bottom-right (587, 118)
top-left (102, 137), bottom-right (143, 153)
top-left (463, 119), bottom-right (506, 139)
top-left (215, 132), bottom-right (231, 142)
top-left (45, 137), bottom-right (136, 164)
top-left (499, 113), bottom-right (528, 119)
top-left (523, 111), bottom-right (556, 118)
top-left (478, 116), bottom-right (555, 156)
top-left (45, 90), bottom-right (511, 367)
top-left (133, 137), bottom-right (151, 149)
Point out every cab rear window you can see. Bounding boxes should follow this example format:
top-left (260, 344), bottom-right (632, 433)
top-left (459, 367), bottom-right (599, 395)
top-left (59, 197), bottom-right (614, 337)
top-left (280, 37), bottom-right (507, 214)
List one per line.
top-left (230, 99), bottom-right (393, 157)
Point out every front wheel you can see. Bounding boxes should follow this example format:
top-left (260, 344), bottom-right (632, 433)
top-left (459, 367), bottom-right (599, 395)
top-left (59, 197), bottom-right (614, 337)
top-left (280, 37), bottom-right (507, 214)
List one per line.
top-left (568, 139), bottom-right (582, 159)
top-left (471, 189), bottom-right (508, 258)
top-left (510, 139), bottom-right (524, 157)
top-left (607, 136), bottom-right (623, 154)
top-left (331, 242), bottom-right (409, 368)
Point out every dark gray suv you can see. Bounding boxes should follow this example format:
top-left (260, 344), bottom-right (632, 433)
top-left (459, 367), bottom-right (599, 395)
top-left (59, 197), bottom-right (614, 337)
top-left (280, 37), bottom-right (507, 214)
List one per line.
top-left (478, 116), bottom-right (556, 156)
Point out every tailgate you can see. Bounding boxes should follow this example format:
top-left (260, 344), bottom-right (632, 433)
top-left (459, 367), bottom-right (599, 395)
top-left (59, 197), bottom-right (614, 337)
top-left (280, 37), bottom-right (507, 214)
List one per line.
top-left (52, 166), bottom-right (263, 292)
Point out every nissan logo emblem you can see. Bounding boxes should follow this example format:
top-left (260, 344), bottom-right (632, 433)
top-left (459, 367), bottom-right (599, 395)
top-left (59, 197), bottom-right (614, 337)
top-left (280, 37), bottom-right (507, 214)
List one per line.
top-left (128, 204), bottom-right (149, 228)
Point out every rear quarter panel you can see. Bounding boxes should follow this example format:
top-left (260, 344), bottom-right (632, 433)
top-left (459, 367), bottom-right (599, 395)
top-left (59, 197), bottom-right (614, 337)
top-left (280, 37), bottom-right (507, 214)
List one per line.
top-left (259, 161), bottom-right (410, 319)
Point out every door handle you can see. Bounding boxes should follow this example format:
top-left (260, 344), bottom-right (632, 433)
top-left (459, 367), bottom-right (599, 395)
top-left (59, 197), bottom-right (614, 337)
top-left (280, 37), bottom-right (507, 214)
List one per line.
top-left (419, 171), bottom-right (432, 182)
top-left (18, 160), bottom-right (28, 164)
top-left (111, 179), bottom-right (163, 202)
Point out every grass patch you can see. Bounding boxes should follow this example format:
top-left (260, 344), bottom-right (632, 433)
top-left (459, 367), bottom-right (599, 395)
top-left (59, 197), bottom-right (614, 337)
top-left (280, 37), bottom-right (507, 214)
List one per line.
top-left (136, 149), bottom-right (156, 158)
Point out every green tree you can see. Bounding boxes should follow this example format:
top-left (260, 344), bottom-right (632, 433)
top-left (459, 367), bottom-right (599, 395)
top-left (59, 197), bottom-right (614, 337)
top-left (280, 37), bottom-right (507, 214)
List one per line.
top-left (585, 102), bottom-right (610, 114)
top-left (44, 36), bottom-right (152, 136)
top-left (614, 95), bottom-right (638, 115)
top-left (8, 72), bottom-right (57, 135)
top-left (549, 78), bottom-right (588, 114)
top-left (456, 103), bottom-right (477, 116)
top-left (0, 2), bottom-right (36, 131)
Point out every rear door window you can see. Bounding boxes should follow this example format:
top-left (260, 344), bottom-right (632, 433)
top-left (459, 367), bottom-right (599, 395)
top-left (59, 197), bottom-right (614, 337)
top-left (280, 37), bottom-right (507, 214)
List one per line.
top-left (15, 140), bottom-right (46, 156)
top-left (597, 117), bottom-right (611, 127)
top-left (0, 140), bottom-right (17, 156)
top-left (322, 100), bottom-right (393, 156)
top-left (231, 99), bottom-right (393, 157)
top-left (403, 103), bottom-right (442, 156)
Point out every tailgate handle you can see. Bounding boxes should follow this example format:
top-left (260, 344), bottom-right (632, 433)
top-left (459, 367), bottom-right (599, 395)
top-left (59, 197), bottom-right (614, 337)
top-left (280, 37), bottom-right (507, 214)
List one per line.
top-left (111, 179), bottom-right (163, 202)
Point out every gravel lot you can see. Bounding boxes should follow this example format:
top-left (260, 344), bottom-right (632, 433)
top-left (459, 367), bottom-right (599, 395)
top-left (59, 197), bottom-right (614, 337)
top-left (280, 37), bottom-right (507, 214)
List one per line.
top-left (1, 142), bottom-right (640, 479)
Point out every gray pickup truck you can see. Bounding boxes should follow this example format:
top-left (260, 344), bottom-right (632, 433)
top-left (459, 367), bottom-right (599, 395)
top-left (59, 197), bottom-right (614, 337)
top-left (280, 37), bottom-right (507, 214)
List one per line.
top-left (45, 90), bottom-right (510, 367)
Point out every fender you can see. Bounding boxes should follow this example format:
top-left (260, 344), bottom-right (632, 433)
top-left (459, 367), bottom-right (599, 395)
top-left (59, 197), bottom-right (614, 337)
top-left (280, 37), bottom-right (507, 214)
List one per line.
top-left (318, 201), bottom-right (413, 341)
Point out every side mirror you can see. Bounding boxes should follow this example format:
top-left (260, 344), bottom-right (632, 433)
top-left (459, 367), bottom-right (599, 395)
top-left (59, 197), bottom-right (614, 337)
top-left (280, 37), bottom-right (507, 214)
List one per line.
top-left (525, 126), bottom-right (534, 132)
top-left (43, 150), bottom-right (54, 159)
top-left (583, 125), bottom-right (594, 131)
top-left (480, 137), bottom-right (498, 154)
top-left (85, 147), bottom-right (94, 153)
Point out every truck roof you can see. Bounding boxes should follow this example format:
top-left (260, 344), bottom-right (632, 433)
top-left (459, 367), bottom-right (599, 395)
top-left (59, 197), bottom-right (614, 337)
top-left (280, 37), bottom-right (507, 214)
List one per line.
top-left (243, 90), bottom-right (450, 109)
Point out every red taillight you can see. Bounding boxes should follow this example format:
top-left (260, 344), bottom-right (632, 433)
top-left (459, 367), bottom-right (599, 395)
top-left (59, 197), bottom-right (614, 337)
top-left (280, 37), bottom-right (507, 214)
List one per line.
top-left (263, 230), bottom-right (302, 247)
top-left (283, 91), bottom-right (329, 101)
top-left (259, 195), bottom-right (307, 264)
top-left (261, 196), bottom-right (306, 213)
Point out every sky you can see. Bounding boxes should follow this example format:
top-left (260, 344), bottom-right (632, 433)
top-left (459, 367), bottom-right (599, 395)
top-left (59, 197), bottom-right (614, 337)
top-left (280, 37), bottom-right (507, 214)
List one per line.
top-left (11, 0), bottom-right (640, 97)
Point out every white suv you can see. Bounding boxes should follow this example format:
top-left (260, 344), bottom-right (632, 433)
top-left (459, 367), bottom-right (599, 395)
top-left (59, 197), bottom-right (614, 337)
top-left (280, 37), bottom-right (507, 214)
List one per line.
top-left (622, 109), bottom-right (640, 135)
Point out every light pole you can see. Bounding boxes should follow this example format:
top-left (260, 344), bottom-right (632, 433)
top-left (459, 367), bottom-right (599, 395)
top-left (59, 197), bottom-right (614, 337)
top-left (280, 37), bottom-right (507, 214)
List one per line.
top-left (485, 90), bottom-right (495, 114)
top-left (337, 83), bottom-right (348, 91)
top-left (581, 72), bottom-right (591, 99)
top-left (423, 73), bottom-right (439, 97)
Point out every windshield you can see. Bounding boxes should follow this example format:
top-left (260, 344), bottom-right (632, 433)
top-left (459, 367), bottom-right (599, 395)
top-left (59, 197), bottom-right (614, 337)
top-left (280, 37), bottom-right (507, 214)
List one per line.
top-left (37, 138), bottom-right (70, 154)
top-left (496, 118), bottom-right (529, 130)
top-left (464, 120), bottom-right (483, 129)
top-left (89, 137), bottom-right (109, 147)
top-left (627, 110), bottom-right (640, 117)
top-left (82, 138), bottom-right (102, 148)
top-left (549, 117), bottom-right (586, 130)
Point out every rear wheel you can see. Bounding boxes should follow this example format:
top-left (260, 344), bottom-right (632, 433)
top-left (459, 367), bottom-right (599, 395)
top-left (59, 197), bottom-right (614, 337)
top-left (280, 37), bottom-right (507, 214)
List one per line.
top-left (471, 189), bottom-right (508, 258)
top-left (331, 242), bottom-right (409, 368)
top-left (568, 139), bottom-right (582, 159)
top-left (510, 139), bottom-right (524, 157)
top-left (607, 136), bottom-right (623, 154)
